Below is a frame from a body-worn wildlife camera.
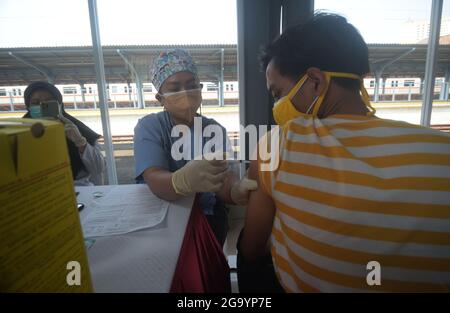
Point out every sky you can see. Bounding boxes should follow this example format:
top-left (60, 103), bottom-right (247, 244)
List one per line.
top-left (316, 0), bottom-right (450, 43)
top-left (0, 0), bottom-right (450, 48)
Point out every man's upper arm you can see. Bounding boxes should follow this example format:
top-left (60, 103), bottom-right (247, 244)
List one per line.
top-left (241, 159), bottom-right (277, 262)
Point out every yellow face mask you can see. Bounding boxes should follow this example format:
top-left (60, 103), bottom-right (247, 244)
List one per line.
top-left (272, 71), bottom-right (376, 126)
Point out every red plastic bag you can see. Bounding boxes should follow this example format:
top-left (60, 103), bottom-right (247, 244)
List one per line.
top-left (170, 195), bottom-right (231, 293)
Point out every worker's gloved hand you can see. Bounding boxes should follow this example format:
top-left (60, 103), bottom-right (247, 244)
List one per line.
top-left (171, 156), bottom-right (229, 196)
top-left (230, 174), bottom-right (258, 206)
top-left (59, 115), bottom-right (87, 148)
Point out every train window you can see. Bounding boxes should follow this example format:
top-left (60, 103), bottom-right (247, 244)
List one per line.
top-left (12, 89), bottom-right (17, 96)
top-left (390, 80), bottom-right (399, 87)
top-left (369, 80), bottom-right (375, 88)
top-left (230, 84), bottom-right (234, 91)
top-left (207, 83), bottom-right (218, 91)
top-left (17, 89), bottom-right (22, 96)
top-left (143, 86), bottom-right (152, 93)
top-left (81, 87), bottom-right (87, 93)
top-left (226, 84), bottom-right (229, 91)
top-left (404, 80), bottom-right (415, 87)
top-left (0, 89), bottom-right (6, 96)
top-left (63, 87), bottom-right (77, 94)
top-left (88, 87), bottom-right (93, 94)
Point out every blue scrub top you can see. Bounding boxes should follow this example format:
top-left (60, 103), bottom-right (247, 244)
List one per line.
top-left (134, 111), bottom-right (233, 215)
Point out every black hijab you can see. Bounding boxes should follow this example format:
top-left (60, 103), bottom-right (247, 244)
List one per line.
top-left (23, 81), bottom-right (101, 179)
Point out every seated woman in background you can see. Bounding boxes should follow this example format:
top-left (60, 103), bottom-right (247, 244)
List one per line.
top-left (239, 13), bottom-right (450, 292)
top-left (24, 81), bottom-right (106, 186)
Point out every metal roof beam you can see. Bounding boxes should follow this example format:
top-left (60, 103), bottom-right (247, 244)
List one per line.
top-left (8, 51), bottom-right (55, 83)
top-left (116, 49), bottom-right (139, 76)
top-left (372, 48), bottom-right (417, 75)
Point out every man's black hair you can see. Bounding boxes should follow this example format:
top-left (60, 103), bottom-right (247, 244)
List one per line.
top-left (261, 12), bottom-right (370, 91)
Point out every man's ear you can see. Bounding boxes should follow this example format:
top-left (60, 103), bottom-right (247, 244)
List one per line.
top-left (306, 67), bottom-right (327, 96)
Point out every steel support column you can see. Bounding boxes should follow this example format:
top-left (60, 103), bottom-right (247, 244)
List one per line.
top-left (80, 83), bottom-right (86, 104)
top-left (281, 0), bottom-right (314, 31)
top-left (135, 75), bottom-right (144, 109)
top-left (439, 69), bottom-right (449, 101)
top-left (421, 0), bottom-right (443, 127)
top-left (88, 0), bottom-right (118, 184)
top-left (117, 49), bottom-right (144, 109)
top-left (219, 48), bottom-right (225, 107)
top-left (374, 72), bottom-right (382, 102)
top-left (8, 91), bottom-right (14, 111)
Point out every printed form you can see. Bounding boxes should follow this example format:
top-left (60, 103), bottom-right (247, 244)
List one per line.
top-left (81, 185), bottom-right (169, 238)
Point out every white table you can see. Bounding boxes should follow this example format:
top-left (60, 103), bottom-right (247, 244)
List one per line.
top-left (76, 184), bottom-right (194, 292)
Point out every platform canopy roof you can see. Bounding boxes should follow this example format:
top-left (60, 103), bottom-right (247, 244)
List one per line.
top-left (0, 43), bottom-right (449, 86)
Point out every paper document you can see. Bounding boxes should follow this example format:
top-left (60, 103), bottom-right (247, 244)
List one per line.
top-left (81, 186), bottom-right (169, 237)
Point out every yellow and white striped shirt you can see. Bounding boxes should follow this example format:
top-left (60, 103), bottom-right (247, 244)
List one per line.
top-left (259, 114), bottom-right (450, 292)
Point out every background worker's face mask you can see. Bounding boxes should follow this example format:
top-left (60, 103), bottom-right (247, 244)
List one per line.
top-left (29, 105), bottom-right (43, 118)
top-left (272, 71), bottom-right (376, 127)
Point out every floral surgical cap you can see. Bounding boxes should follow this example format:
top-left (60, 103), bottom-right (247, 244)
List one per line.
top-left (150, 49), bottom-right (198, 92)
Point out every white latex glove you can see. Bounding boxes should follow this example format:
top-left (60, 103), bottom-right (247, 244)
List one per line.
top-left (230, 174), bottom-right (258, 206)
top-left (59, 115), bottom-right (87, 148)
top-left (171, 157), bottom-right (229, 196)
